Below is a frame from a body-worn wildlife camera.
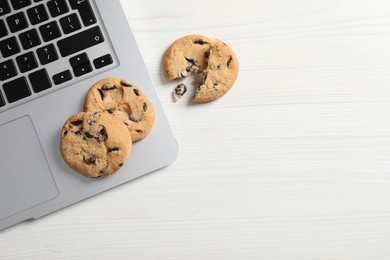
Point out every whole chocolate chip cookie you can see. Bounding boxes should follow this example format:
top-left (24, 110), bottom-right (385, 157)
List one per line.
top-left (60, 112), bottom-right (132, 178)
top-left (192, 39), bottom-right (239, 102)
top-left (163, 34), bottom-right (213, 80)
top-left (84, 78), bottom-right (155, 142)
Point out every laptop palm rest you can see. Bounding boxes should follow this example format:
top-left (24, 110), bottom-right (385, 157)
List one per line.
top-left (0, 116), bottom-right (59, 221)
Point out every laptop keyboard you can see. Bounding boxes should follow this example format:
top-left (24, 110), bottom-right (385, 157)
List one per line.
top-left (0, 0), bottom-right (117, 109)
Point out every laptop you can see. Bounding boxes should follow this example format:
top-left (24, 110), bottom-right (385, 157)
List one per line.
top-left (0, 0), bottom-right (178, 231)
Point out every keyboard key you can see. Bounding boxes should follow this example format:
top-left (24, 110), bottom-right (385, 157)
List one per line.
top-left (47, 0), bottom-right (69, 18)
top-left (0, 59), bottom-right (17, 81)
top-left (39, 21), bottom-right (61, 42)
top-left (16, 51), bottom-right (38, 73)
top-left (57, 26), bottom-right (104, 57)
top-left (19, 29), bottom-right (41, 50)
top-left (10, 0), bottom-right (32, 10)
top-left (73, 62), bottom-right (92, 77)
top-left (59, 13), bottom-right (81, 34)
top-left (69, 0), bottom-right (96, 26)
top-left (0, 92), bottom-right (5, 107)
top-left (0, 36), bottom-right (20, 58)
top-left (36, 43), bottom-right (58, 65)
top-left (93, 54), bottom-right (113, 69)
top-left (6, 12), bottom-right (28, 33)
top-left (69, 52), bottom-right (88, 68)
top-left (3, 77), bottom-right (31, 103)
top-left (0, 1), bottom-right (11, 17)
top-left (29, 68), bottom-right (51, 93)
top-left (27, 4), bottom-right (49, 25)
top-left (53, 69), bottom-right (72, 85)
top-left (0, 19), bottom-right (8, 38)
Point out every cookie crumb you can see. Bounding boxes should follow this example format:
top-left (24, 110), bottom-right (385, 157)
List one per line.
top-left (172, 84), bottom-right (187, 102)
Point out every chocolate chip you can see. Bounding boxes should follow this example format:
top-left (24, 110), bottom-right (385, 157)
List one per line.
top-left (108, 147), bottom-right (120, 153)
top-left (106, 109), bottom-right (113, 114)
top-left (133, 89), bottom-right (140, 96)
top-left (175, 84), bottom-right (187, 96)
top-left (102, 83), bottom-right (116, 91)
top-left (95, 127), bottom-right (107, 142)
top-left (217, 64), bottom-right (222, 70)
top-left (227, 56), bottom-right (233, 67)
top-left (204, 51), bottom-right (210, 58)
top-left (143, 102), bottom-right (148, 112)
top-left (85, 156), bottom-right (96, 165)
top-left (85, 132), bottom-right (93, 139)
top-left (71, 120), bottom-right (83, 126)
top-left (130, 115), bottom-right (140, 122)
top-left (63, 130), bottom-right (68, 137)
top-left (194, 39), bottom-right (207, 45)
top-left (119, 163), bottom-right (124, 167)
top-left (135, 129), bottom-right (144, 134)
top-left (120, 79), bottom-right (132, 87)
top-left (185, 57), bottom-right (196, 65)
top-left (98, 89), bottom-right (104, 100)
top-left (75, 130), bottom-right (82, 135)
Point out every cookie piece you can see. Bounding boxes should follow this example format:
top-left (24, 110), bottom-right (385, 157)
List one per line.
top-left (172, 83), bottom-right (187, 102)
top-left (60, 112), bottom-right (132, 178)
top-left (192, 39), bottom-right (239, 102)
top-left (84, 78), bottom-right (155, 142)
top-left (163, 34), bottom-right (213, 80)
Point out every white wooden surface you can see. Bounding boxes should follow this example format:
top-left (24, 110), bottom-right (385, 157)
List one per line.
top-left (2, 0), bottom-right (390, 259)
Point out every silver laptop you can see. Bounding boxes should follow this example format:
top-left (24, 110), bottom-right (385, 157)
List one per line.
top-left (0, 0), bottom-right (178, 231)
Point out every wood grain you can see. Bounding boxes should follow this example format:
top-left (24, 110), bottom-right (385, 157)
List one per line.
top-left (2, 0), bottom-right (390, 259)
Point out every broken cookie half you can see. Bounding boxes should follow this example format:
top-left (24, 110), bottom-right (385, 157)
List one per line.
top-left (163, 34), bottom-right (239, 103)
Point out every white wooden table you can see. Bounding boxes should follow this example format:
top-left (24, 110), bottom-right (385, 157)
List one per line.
top-left (2, 0), bottom-right (390, 259)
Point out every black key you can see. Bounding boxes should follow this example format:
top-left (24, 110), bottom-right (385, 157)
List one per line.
top-left (16, 51), bottom-right (38, 73)
top-left (57, 26), bottom-right (103, 57)
top-left (19, 29), bottom-right (41, 50)
top-left (27, 4), bottom-right (49, 25)
top-left (73, 62), bottom-right (92, 77)
top-left (0, 36), bottom-right (20, 58)
top-left (36, 43), bottom-right (58, 65)
top-left (0, 91), bottom-right (5, 107)
top-left (39, 21), bottom-right (61, 42)
top-left (33, 0), bottom-right (43, 2)
top-left (6, 12), bottom-right (28, 33)
top-left (69, 0), bottom-right (96, 26)
top-left (93, 54), bottom-right (113, 69)
top-left (47, 0), bottom-right (69, 18)
top-left (29, 68), bottom-right (51, 93)
top-left (10, 0), bottom-right (32, 10)
top-left (53, 69), bottom-right (71, 85)
top-left (59, 13), bottom-right (81, 34)
top-left (0, 59), bottom-right (17, 81)
top-left (0, 20), bottom-right (8, 38)
top-left (3, 77), bottom-right (31, 103)
top-left (0, 1), bottom-right (11, 17)
top-left (69, 52), bottom-right (88, 68)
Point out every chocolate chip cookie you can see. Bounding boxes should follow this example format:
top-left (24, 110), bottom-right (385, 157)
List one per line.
top-left (163, 35), bottom-right (239, 102)
top-left (60, 112), bottom-right (132, 178)
top-left (84, 78), bottom-right (155, 142)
